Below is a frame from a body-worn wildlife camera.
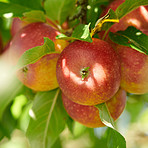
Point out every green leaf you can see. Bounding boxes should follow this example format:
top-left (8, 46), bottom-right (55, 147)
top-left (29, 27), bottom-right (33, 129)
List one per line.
top-left (0, 76), bottom-right (24, 118)
top-left (109, 26), bottom-right (148, 55)
top-left (44, 0), bottom-right (76, 25)
top-left (0, 0), bottom-right (43, 17)
top-left (26, 89), bottom-right (67, 148)
top-left (95, 103), bottom-right (115, 129)
top-left (56, 24), bottom-right (92, 42)
top-left (116, 0), bottom-right (148, 19)
top-left (51, 137), bottom-right (62, 148)
top-left (87, 0), bottom-right (108, 28)
top-left (65, 116), bottom-right (74, 134)
top-left (101, 8), bottom-right (118, 31)
top-left (9, 0), bottom-right (43, 10)
top-left (0, 2), bottom-right (31, 17)
top-left (0, 104), bottom-right (17, 140)
top-left (16, 37), bottom-right (57, 69)
top-left (23, 10), bottom-right (46, 23)
top-left (95, 103), bottom-right (126, 148)
top-left (107, 127), bottom-right (126, 148)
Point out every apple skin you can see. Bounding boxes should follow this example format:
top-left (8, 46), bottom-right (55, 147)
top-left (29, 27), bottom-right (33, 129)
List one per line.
top-left (17, 53), bottom-right (59, 91)
top-left (116, 45), bottom-right (148, 94)
top-left (62, 88), bottom-right (126, 128)
top-left (8, 22), bottom-right (69, 91)
top-left (8, 22), bottom-right (69, 64)
top-left (11, 17), bottom-right (28, 37)
top-left (56, 38), bottom-right (121, 106)
top-left (100, 0), bottom-right (148, 94)
top-left (101, 0), bottom-right (148, 35)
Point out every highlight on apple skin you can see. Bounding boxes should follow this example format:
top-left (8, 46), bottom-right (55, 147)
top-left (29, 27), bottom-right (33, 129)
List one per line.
top-left (8, 22), bottom-right (69, 91)
top-left (62, 88), bottom-right (126, 128)
top-left (56, 38), bottom-right (121, 106)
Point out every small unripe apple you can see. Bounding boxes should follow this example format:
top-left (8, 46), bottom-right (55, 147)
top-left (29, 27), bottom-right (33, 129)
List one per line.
top-left (56, 38), bottom-right (121, 105)
top-left (116, 45), bottom-right (148, 94)
top-left (62, 88), bottom-right (126, 128)
top-left (8, 22), bottom-right (69, 91)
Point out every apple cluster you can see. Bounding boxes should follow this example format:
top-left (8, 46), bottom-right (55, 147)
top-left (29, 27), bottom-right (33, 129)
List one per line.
top-left (56, 1), bottom-right (148, 128)
top-left (2, 0), bottom-right (148, 128)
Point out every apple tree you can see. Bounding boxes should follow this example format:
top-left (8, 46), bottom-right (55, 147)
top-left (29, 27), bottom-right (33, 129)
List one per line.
top-left (0, 0), bottom-right (148, 148)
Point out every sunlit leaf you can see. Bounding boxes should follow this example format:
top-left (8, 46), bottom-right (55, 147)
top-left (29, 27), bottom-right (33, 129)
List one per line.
top-left (16, 37), bottom-right (57, 69)
top-left (95, 103), bottom-right (115, 129)
top-left (56, 24), bottom-right (92, 42)
top-left (26, 89), bottom-right (67, 148)
top-left (109, 26), bottom-right (148, 55)
top-left (107, 127), bottom-right (126, 148)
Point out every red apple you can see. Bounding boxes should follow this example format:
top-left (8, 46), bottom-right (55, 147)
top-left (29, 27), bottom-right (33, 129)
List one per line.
top-left (11, 17), bottom-right (28, 37)
top-left (8, 22), bottom-right (69, 64)
top-left (56, 38), bottom-right (121, 106)
top-left (116, 45), bottom-right (148, 94)
top-left (100, 0), bottom-right (148, 94)
top-left (62, 88), bottom-right (126, 128)
top-left (101, 0), bottom-right (148, 35)
top-left (8, 22), bottom-right (69, 91)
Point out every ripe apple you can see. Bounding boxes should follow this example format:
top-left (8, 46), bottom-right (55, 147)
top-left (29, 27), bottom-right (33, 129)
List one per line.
top-left (56, 38), bottom-right (121, 106)
top-left (8, 22), bottom-right (69, 91)
top-left (11, 17), bottom-right (59, 37)
top-left (100, 0), bottom-right (148, 94)
top-left (11, 17), bottom-right (28, 37)
top-left (62, 88), bottom-right (126, 128)
top-left (17, 53), bottom-right (59, 91)
top-left (116, 45), bottom-right (148, 94)
top-left (8, 22), bottom-right (69, 64)
top-left (101, 0), bottom-right (148, 35)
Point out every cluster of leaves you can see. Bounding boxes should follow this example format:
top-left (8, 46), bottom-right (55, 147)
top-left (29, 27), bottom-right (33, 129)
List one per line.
top-left (0, 0), bottom-right (148, 148)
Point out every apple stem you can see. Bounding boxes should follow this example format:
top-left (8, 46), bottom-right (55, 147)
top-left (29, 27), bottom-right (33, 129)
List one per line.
top-left (80, 67), bottom-right (90, 80)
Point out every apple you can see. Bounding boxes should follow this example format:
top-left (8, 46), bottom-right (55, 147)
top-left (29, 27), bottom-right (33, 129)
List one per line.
top-left (11, 17), bottom-right (28, 37)
top-left (8, 22), bottom-right (69, 64)
top-left (62, 88), bottom-right (126, 128)
top-left (56, 38), bottom-right (121, 106)
top-left (11, 17), bottom-right (59, 37)
top-left (101, 0), bottom-right (148, 35)
top-left (116, 45), bottom-right (148, 94)
top-left (17, 53), bottom-right (59, 91)
top-left (99, 0), bottom-right (148, 94)
top-left (8, 22), bottom-right (69, 91)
